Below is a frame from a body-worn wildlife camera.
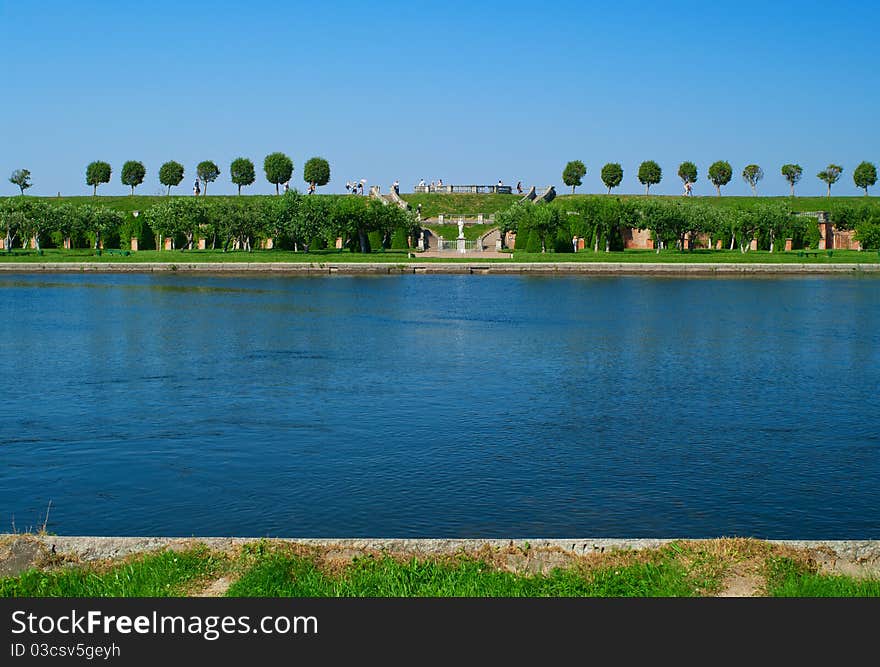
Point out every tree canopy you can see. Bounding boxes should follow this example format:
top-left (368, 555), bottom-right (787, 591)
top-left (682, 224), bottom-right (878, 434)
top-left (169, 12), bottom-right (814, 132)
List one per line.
top-left (121, 161), bottom-right (146, 195)
top-left (197, 161), bottom-right (221, 195)
top-left (853, 161), bottom-right (877, 196)
top-left (9, 169), bottom-right (32, 195)
top-left (742, 164), bottom-right (764, 196)
top-left (677, 161), bottom-right (698, 184)
top-left (158, 161), bottom-right (185, 195)
top-left (86, 161), bottom-right (112, 195)
top-left (264, 152), bottom-right (294, 194)
top-left (817, 164), bottom-right (843, 196)
top-left (303, 157), bottom-right (331, 190)
top-left (637, 161), bottom-right (662, 194)
top-left (781, 164), bottom-right (803, 197)
top-left (230, 157), bottom-right (256, 195)
top-left (562, 160), bottom-right (587, 194)
top-left (599, 163), bottom-right (623, 195)
top-left (708, 161), bottom-right (733, 196)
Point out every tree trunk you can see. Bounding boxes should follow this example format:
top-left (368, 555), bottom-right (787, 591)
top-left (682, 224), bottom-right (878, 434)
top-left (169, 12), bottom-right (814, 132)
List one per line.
top-left (238, 184), bottom-right (242, 195)
top-left (645, 184), bottom-right (649, 195)
top-left (167, 185), bottom-right (171, 195)
top-left (790, 182), bottom-right (794, 197)
top-left (276, 183), bottom-right (280, 195)
top-left (593, 225), bottom-right (599, 252)
top-left (605, 238), bottom-right (609, 253)
top-left (358, 228), bottom-right (368, 253)
top-left (607, 186), bottom-right (611, 195)
top-left (769, 230), bottom-right (775, 253)
top-left (130, 185), bottom-right (135, 195)
top-left (93, 184), bottom-right (97, 196)
top-left (715, 184), bottom-right (721, 197)
top-left (94, 231), bottom-right (101, 251)
top-left (865, 187), bottom-right (870, 197)
top-left (571, 184), bottom-right (576, 194)
top-left (729, 235), bottom-right (735, 250)
top-left (751, 184), bottom-right (756, 197)
top-left (827, 183), bottom-right (831, 197)
top-left (203, 181), bottom-right (208, 196)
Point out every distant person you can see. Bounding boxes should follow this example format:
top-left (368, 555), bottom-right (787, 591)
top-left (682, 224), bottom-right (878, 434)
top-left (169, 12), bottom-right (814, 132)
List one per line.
top-left (307, 182), bottom-right (315, 195)
top-left (357, 181), bottom-right (364, 195)
top-left (417, 203), bottom-right (422, 221)
top-left (193, 179), bottom-right (200, 196)
top-left (497, 179), bottom-right (503, 187)
top-left (393, 180), bottom-right (400, 195)
top-left (418, 178), bottom-right (426, 189)
top-left (285, 181), bottom-right (290, 193)
top-left (572, 235), bottom-right (578, 252)
top-left (516, 181), bottom-right (523, 194)
top-left (437, 178), bottom-right (443, 188)
top-left (345, 181), bottom-right (352, 193)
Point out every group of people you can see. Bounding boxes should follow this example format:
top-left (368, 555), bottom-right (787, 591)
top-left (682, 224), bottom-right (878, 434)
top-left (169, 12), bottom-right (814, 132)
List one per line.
top-left (417, 178), bottom-right (444, 191)
top-left (345, 180), bottom-right (365, 195)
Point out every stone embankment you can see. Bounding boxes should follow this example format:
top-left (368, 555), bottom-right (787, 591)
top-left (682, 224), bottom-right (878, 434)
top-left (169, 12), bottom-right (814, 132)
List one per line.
top-left (1, 262), bottom-right (879, 275)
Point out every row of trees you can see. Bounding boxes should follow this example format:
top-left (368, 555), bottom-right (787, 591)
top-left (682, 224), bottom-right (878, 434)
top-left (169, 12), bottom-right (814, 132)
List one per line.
top-left (562, 160), bottom-right (878, 197)
top-left (80, 154), bottom-right (331, 196)
top-left (496, 198), bottom-right (880, 254)
top-left (0, 192), bottom-right (416, 254)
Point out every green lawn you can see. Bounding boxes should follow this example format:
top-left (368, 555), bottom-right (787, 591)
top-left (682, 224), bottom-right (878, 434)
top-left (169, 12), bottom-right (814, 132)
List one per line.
top-left (422, 223), bottom-right (495, 241)
top-left (401, 193), bottom-right (521, 218)
top-left (0, 546), bottom-right (225, 597)
top-left (764, 557), bottom-right (880, 597)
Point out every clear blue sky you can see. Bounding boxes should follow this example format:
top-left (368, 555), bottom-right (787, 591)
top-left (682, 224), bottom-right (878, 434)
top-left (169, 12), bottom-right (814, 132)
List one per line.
top-left (2, 0), bottom-right (878, 197)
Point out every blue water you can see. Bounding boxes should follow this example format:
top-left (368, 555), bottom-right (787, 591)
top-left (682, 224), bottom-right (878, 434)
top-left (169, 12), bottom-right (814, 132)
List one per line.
top-left (1, 273), bottom-right (878, 538)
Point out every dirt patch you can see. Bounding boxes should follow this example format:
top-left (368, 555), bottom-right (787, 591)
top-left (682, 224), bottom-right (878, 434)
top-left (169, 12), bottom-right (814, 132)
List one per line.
top-left (194, 576), bottom-right (234, 598)
top-left (0, 536), bottom-right (48, 577)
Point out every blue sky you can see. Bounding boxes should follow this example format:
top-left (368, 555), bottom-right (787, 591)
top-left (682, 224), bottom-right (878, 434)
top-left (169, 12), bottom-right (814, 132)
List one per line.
top-left (2, 0), bottom-right (878, 197)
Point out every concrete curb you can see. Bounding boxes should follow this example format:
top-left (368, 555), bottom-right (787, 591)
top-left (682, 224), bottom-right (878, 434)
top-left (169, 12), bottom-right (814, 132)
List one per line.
top-left (0, 262), bottom-right (879, 275)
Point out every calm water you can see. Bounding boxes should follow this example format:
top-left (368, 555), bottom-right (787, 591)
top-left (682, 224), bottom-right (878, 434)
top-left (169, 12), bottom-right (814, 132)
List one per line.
top-left (1, 273), bottom-right (878, 539)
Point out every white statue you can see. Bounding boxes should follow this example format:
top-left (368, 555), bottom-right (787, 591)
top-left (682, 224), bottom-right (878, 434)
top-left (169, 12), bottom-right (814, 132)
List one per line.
top-left (457, 218), bottom-right (465, 239)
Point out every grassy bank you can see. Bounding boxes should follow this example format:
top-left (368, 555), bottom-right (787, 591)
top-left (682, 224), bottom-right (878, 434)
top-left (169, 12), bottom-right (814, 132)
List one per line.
top-left (1, 537), bottom-right (878, 598)
top-left (0, 248), bottom-right (877, 264)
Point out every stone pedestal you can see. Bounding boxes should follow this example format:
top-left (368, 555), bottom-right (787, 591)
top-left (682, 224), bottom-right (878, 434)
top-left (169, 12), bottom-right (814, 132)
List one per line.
top-left (784, 238), bottom-right (792, 252)
top-left (198, 239), bottom-right (206, 250)
top-left (130, 238), bottom-right (138, 252)
top-left (457, 238), bottom-right (466, 253)
top-left (495, 239), bottom-right (502, 251)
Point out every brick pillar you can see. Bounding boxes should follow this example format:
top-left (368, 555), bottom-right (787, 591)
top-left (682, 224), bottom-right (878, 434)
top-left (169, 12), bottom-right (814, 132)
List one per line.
top-left (164, 237), bottom-right (173, 250)
top-left (784, 238), bottom-right (792, 252)
top-left (30, 236), bottom-right (38, 249)
top-left (265, 237), bottom-right (274, 250)
top-left (130, 238), bottom-right (138, 252)
top-left (198, 238), bottom-right (206, 250)
top-left (715, 239), bottom-right (722, 250)
top-left (335, 237), bottom-right (343, 249)
top-left (749, 238), bottom-right (758, 251)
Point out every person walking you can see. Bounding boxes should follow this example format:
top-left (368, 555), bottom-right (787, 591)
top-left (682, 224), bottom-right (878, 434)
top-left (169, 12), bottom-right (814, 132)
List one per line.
top-left (193, 179), bottom-right (200, 196)
top-left (516, 181), bottom-right (523, 194)
top-left (393, 180), bottom-right (400, 195)
top-left (417, 203), bottom-right (422, 221)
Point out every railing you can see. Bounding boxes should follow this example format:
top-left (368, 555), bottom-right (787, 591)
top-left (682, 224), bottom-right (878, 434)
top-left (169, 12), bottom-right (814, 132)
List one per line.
top-left (436, 214), bottom-right (495, 224)
top-left (436, 238), bottom-right (478, 252)
top-left (413, 185), bottom-right (514, 195)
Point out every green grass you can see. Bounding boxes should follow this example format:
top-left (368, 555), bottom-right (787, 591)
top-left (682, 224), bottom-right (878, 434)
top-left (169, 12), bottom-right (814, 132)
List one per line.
top-left (402, 193), bottom-right (521, 218)
top-left (0, 547), bottom-right (226, 597)
top-left (423, 223), bottom-right (495, 241)
top-left (225, 553), bottom-right (698, 597)
top-left (764, 557), bottom-right (880, 597)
